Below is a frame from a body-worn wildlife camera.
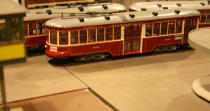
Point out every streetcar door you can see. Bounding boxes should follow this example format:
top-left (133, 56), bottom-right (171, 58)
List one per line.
top-left (124, 24), bottom-right (141, 54)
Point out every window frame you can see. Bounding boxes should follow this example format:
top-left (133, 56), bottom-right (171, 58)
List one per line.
top-left (71, 30), bottom-right (79, 44)
top-left (160, 22), bottom-right (168, 35)
top-left (37, 22), bottom-right (47, 35)
top-left (124, 25), bottom-right (132, 38)
top-left (46, 29), bottom-right (49, 43)
top-left (114, 26), bottom-right (121, 40)
top-left (206, 13), bottom-right (210, 23)
top-left (59, 31), bottom-right (68, 45)
top-left (133, 24), bottom-right (141, 38)
top-left (50, 30), bottom-right (57, 45)
top-left (29, 23), bottom-right (37, 36)
top-left (146, 24), bottom-right (153, 37)
top-left (176, 20), bottom-right (182, 33)
top-left (24, 23), bottom-right (29, 36)
top-left (105, 27), bottom-right (113, 41)
top-left (168, 21), bottom-right (175, 34)
top-left (88, 28), bottom-right (96, 43)
top-left (153, 23), bottom-right (160, 36)
top-left (79, 30), bottom-right (87, 43)
top-left (97, 27), bottom-right (105, 42)
top-left (200, 12), bottom-right (207, 23)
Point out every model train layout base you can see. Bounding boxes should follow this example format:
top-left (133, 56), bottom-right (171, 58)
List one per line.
top-left (192, 75), bottom-right (210, 102)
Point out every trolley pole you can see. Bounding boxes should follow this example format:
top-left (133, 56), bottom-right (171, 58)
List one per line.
top-left (0, 66), bottom-right (10, 111)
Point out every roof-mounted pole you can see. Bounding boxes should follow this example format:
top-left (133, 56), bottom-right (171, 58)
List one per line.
top-left (129, 14), bottom-right (135, 18)
top-left (79, 18), bottom-right (85, 22)
top-left (103, 4), bottom-right (108, 9)
top-left (78, 6), bottom-right (84, 12)
top-left (46, 10), bottom-right (52, 15)
top-left (152, 12), bottom-right (158, 16)
top-left (141, 8), bottom-right (147, 11)
top-left (200, 2), bottom-right (205, 6)
top-left (157, 4), bottom-right (162, 7)
top-left (163, 7), bottom-right (168, 10)
top-left (176, 3), bottom-right (182, 7)
top-left (175, 10), bottom-right (180, 15)
top-left (105, 16), bottom-right (110, 20)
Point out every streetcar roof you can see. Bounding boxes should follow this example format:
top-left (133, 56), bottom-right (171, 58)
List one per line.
top-left (129, 1), bottom-right (210, 11)
top-left (24, 3), bottom-right (126, 21)
top-left (0, 0), bottom-right (26, 16)
top-left (45, 9), bottom-right (200, 28)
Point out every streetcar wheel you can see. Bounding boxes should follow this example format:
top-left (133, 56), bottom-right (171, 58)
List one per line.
top-left (154, 47), bottom-right (160, 53)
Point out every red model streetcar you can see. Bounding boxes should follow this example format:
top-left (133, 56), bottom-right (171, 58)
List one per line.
top-left (44, 9), bottom-right (200, 60)
top-left (19, 2), bottom-right (126, 49)
top-left (129, 1), bottom-right (210, 28)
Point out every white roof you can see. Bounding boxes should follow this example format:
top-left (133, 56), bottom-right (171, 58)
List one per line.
top-left (0, 0), bottom-right (26, 16)
top-left (45, 9), bottom-right (200, 28)
top-left (24, 3), bottom-right (126, 21)
top-left (129, 1), bottom-right (210, 11)
top-left (24, 10), bottom-right (63, 21)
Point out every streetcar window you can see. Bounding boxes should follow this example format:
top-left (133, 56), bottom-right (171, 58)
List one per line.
top-left (176, 21), bottom-right (182, 33)
top-left (24, 24), bottom-right (28, 36)
top-left (153, 23), bottom-right (160, 36)
top-left (201, 13), bottom-right (206, 23)
top-left (192, 19), bottom-right (197, 30)
top-left (11, 28), bottom-right (21, 42)
top-left (37, 23), bottom-right (42, 34)
top-left (11, 17), bottom-right (19, 27)
top-left (133, 25), bottom-right (141, 37)
top-left (50, 31), bottom-right (57, 44)
top-left (29, 23), bottom-right (37, 35)
top-left (97, 28), bottom-right (104, 41)
top-left (59, 31), bottom-right (68, 45)
top-left (88, 29), bottom-right (96, 42)
top-left (71, 30), bottom-right (78, 44)
top-left (206, 13), bottom-right (210, 22)
top-left (184, 20), bottom-right (190, 31)
top-left (146, 24), bottom-right (152, 36)
top-left (185, 19), bottom-right (197, 31)
top-left (80, 30), bottom-right (87, 43)
top-left (114, 26), bottom-right (121, 39)
top-left (105, 27), bottom-right (113, 40)
top-left (161, 22), bottom-right (168, 35)
top-left (42, 23), bottom-right (46, 33)
top-left (37, 23), bottom-right (46, 34)
top-left (11, 17), bottom-right (21, 42)
top-left (168, 21), bottom-right (175, 34)
top-left (126, 40), bottom-right (131, 51)
top-left (46, 30), bottom-right (49, 43)
top-left (125, 26), bottom-right (132, 38)
top-left (133, 39), bottom-right (140, 51)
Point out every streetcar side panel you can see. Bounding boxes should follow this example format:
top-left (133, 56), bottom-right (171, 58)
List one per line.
top-left (46, 25), bottom-right (124, 58)
top-left (142, 17), bottom-right (199, 53)
top-left (69, 41), bottom-right (123, 57)
top-left (199, 10), bottom-right (210, 27)
top-left (24, 20), bottom-right (48, 48)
